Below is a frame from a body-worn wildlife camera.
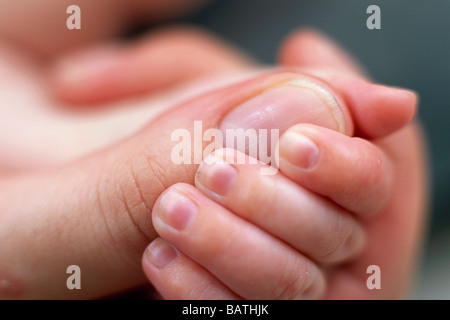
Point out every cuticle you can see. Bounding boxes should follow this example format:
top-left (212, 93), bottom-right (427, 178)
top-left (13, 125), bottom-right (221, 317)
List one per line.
top-left (282, 79), bottom-right (346, 134)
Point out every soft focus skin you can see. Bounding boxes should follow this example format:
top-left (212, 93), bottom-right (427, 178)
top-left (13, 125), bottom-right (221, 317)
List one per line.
top-left (0, 27), bottom-right (254, 171)
top-left (0, 0), bottom-right (208, 58)
top-left (0, 0), bottom-right (427, 299)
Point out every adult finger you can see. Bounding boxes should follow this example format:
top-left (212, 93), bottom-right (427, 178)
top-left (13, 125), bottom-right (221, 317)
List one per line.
top-left (49, 26), bottom-right (255, 105)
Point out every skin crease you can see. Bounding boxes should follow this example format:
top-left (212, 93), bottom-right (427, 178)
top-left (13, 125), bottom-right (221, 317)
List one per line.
top-left (0, 1), bottom-right (428, 299)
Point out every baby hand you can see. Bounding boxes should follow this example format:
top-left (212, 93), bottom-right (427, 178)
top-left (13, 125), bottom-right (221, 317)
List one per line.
top-left (143, 116), bottom-right (397, 299)
top-left (141, 30), bottom-right (426, 300)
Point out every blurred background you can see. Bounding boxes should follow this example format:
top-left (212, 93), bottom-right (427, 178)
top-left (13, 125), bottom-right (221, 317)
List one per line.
top-left (175, 0), bottom-right (449, 299)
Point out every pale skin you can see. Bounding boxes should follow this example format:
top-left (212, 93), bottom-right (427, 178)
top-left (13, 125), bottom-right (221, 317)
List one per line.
top-left (0, 1), bottom-right (427, 299)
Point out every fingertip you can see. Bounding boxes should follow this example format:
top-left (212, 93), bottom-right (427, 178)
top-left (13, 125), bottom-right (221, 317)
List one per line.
top-left (143, 238), bottom-right (179, 271)
top-left (334, 77), bottom-right (418, 138)
top-left (278, 28), bottom-right (315, 64)
top-left (142, 238), bottom-right (239, 300)
top-left (380, 84), bottom-right (418, 122)
top-left (47, 46), bottom-right (125, 105)
top-left (381, 84), bottom-right (418, 127)
top-left (278, 29), bottom-right (328, 69)
top-left (141, 237), bottom-right (180, 298)
top-left (358, 83), bottom-right (418, 138)
top-left (278, 28), bottom-right (367, 77)
top-left (279, 127), bottom-right (321, 171)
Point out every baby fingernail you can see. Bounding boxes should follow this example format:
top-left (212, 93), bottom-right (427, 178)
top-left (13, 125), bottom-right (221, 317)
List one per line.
top-left (279, 131), bottom-right (320, 170)
top-left (155, 189), bottom-right (198, 231)
top-left (195, 153), bottom-right (238, 197)
top-left (145, 238), bottom-right (178, 269)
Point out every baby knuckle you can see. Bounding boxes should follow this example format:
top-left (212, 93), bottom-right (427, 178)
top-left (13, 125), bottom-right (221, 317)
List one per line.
top-left (271, 255), bottom-right (321, 300)
top-left (354, 138), bottom-right (392, 214)
top-left (359, 140), bottom-right (385, 182)
top-left (316, 213), bottom-right (353, 263)
top-left (95, 155), bottom-right (162, 252)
